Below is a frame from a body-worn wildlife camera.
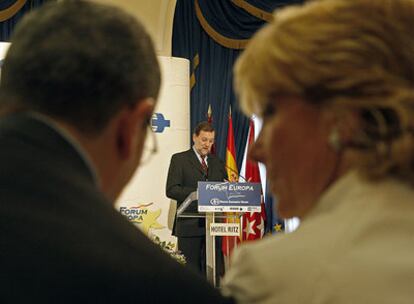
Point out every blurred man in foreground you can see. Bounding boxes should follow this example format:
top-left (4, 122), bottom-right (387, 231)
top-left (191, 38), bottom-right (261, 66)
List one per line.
top-left (0, 1), bottom-right (233, 303)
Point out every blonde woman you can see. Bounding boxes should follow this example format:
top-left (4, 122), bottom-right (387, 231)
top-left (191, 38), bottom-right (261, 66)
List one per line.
top-left (221, 0), bottom-right (414, 303)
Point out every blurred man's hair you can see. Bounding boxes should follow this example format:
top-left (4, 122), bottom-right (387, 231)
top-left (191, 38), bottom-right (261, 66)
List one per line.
top-left (1, 0), bottom-right (160, 135)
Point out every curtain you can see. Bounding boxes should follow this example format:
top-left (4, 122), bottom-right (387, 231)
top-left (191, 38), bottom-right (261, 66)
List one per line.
top-left (1, 0), bottom-right (54, 42)
top-left (172, 0), bottom-right (302, 168)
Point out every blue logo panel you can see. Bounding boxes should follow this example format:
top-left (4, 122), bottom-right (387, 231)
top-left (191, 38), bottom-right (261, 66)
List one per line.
top-left (198, 181), bottom-right (261, 212)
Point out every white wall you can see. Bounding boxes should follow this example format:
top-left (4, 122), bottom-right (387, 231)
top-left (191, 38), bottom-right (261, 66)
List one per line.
top-left (115, 56), bottom-right (189, 244)
top-left (90, 1), bottom-right (187, 243)
top-left (90, 0), bottom-right (177, 56)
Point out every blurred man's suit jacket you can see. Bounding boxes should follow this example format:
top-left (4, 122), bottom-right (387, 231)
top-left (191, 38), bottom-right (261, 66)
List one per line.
top-left (0, 114), bottom-right (233, 304)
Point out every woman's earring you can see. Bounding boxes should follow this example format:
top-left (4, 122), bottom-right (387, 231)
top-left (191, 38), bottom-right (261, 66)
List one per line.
top-left (329, 128), bottom-right (342, 152)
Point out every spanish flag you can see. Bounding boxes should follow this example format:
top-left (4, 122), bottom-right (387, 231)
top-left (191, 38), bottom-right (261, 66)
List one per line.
top-left (222, 107), bottom-right (240, 261)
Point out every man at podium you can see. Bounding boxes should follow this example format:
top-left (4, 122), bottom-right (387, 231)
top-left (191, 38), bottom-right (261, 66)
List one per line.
top-left (166, 121), bottom-right (227, 277)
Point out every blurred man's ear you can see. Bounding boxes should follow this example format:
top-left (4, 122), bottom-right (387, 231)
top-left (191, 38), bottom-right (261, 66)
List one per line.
top-left (116, 98), bottom-right (155, 160)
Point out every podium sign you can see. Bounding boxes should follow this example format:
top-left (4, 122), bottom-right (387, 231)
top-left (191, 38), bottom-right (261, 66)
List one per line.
top-left (198, 181), bottom-right (261, 212)
top-left (209, 223), bottom-right (240, 236)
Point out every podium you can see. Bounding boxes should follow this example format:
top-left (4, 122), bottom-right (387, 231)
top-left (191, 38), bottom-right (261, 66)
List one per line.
top-left (176, 181), bottom-right (261, 286)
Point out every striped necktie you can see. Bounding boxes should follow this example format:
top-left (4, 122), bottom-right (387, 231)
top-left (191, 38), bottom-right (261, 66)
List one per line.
top-left (201, 155), bottom-right (208, 175)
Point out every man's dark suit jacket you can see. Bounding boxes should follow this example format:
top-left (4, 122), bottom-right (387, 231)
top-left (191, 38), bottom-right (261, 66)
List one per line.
top-left (0, 114), bottom-right (233, 303)
top-left (166, 149), bottom-right (227, 237)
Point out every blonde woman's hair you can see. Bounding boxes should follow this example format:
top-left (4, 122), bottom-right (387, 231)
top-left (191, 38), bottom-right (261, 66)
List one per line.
top-left (235, 0), bottom-right (414, 182)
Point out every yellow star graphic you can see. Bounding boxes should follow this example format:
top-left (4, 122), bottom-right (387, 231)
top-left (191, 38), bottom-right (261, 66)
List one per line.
top-left (133, 208), bottom-right (164, 235)
top-left (274, 224), bottom-right (283, 232)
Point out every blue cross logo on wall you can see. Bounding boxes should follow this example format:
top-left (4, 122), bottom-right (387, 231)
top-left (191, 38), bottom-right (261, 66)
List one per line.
top-left (151, 113), bottom-right (170, 133)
